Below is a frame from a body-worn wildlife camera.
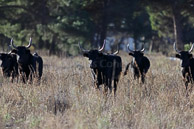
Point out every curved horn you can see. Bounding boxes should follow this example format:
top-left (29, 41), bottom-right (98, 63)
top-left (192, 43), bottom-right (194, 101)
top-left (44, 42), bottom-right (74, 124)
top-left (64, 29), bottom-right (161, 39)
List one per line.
top-left (173, 42), bottom-right (180, 53)
top-left (189, 43), bottom-right (194, 53)
top-left (10, 38), bottom-right (17, 48)
top-left (113, 50), bottom-right (119, 55)
top-left (112, 45), bottom-right (119, 55)
top-left (98, 40), bottom-right (106, 51)
top-left (141, 48), bottom-right (145, 52)
top-left (26, 37), bottom-right (32, 48)
top-left (127, 44), bottom-right (134, 53)
top-left (140, 43), bottom-right (145, 52)
top-left (78, 42), bottom-right (89, 53)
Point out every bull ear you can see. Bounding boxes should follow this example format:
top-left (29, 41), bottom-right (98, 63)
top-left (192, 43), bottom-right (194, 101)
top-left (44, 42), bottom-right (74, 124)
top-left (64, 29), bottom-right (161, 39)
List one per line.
top-left (0, 53), bottom-right (6, 60)
top-left (129, 53), bottom-right (134, 56)
top-left (10, 49), bottom-right (17, 54)
top-left (175, 54), bottom-right (181, 58)
top-left (189, 54), bottom-right (193, 58)
top-left (98, 52), bottom-right (104, 57)
top-left (83, 52), bottom-right (89, 57)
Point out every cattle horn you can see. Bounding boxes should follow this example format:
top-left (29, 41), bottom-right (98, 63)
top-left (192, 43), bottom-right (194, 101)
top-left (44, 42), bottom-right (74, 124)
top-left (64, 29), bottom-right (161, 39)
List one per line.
top-left (127, 44), bottom-right (134, 53)
top-left (173, 42), bottom-right (180, 53)
top-left (141, 48), bottom-right (145, 52)
top-left (140, 43), bottom-right (145, 52)
top-left (189, 43), bottom-right (194, 53)
top-left (10, 38), bottom-right (17, 48)
top-left (112, 45), bottom-right (119, 55)
top-left (78, 42), bottom-right (89, 53)
top-left (98, 40), bottom-right (106, 52)
top-left (26, 37), bottom-right (32, 48)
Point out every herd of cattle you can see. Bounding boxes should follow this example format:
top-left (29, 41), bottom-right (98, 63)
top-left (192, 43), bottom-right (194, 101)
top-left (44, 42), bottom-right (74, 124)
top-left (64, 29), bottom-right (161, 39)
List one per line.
top-left (0, 38), bottom-right (43, 83)
top-left (0, 39), bottom-right (193, 95)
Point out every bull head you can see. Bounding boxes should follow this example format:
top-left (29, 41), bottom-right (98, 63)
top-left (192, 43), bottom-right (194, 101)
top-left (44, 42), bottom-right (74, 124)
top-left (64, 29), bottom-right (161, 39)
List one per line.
top-left (9, 38), bottom-right (32, 65)
top-left (78, 40), bottom-right (106, 53)
top-left (10, 38), bottom-right (32, 49)
top-left (174, 42), bottom-right (194, 67)
top-left (79, 40), bottom-right (107, 69)
top-left (127, 43), bottom-right (145, 64)
top-left (173, 42), bottom-right (193, 54)
top-left (111, 45), bottom-right (119, 55)
top-left (127, 43), bottom-right (145, 53)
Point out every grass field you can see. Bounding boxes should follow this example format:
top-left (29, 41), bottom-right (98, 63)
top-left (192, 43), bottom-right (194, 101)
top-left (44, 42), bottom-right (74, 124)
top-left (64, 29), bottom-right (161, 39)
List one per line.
top-left (0, 53), bottom-right (193, 129)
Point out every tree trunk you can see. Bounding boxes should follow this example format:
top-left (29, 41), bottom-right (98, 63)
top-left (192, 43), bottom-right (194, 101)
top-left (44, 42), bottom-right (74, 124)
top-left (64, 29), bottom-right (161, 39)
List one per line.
top-left (149, 36), bottom-right (154, 53)
top-left (172, 4), bottom-right (184, 50)
top-left (49, 34), bottom-right (57, 55)
top-left (99, 0), bottom-right (109, 47)
top-left (134, 38), bottom-right (137, 50)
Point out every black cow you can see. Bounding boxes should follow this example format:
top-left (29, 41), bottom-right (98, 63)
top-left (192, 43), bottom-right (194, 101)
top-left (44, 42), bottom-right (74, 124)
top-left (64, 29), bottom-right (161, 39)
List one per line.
top-left (33, 52), bottom-right (43, 80)
top-left (124, 44), bottom-right (150, 83)
top-left (79, 41), bottom-right (122, 95)
top-left (0, 52), bottom-right (18, 81)
top-left (10, 38), bottom-right (43, 83)
top-left (174, 42), bottom-right (194, 91)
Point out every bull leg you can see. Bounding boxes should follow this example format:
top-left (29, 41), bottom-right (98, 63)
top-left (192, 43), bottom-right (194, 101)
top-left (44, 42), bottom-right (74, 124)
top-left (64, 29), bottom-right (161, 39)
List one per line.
top-left (22, 75), bottom-right (26, 83)
top-left (108, 78), bottom-right (112, 94)
top-left (103, 77), bottom-right (109, 96)
top-left (134, 67), bottom-right (139, 80)
top-left (185, 82), bottom-right (189, 97)
top-left (186, 81), bottom-right (189, 90)
top-left (104, 85), bottom-right (109, 96)
top-left (183, 76), bottom-right (190, 97)
top-left (185, 74), bottom-right (190, 91)
top-left (91, 69), bottom-right (96, 84)
top-left (113, 79), bottom-right (118, 97)
top-left (124, 63), bottom-right (130, 75)
top-left (141, 73), bottom-right (145, 83)
top-left (96, 72), bottom-right (103, 89)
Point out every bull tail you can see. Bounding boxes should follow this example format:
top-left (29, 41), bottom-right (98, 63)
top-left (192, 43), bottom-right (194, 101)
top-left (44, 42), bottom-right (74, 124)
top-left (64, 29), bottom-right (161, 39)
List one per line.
top-left (124, 63), bottom-right (131, 75)
top-left (37, 57), bottom-right (43, 78)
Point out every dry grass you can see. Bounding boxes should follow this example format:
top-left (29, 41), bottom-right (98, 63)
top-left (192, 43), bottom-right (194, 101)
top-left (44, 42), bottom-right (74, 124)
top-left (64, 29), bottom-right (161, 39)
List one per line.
top-left (0, 54), bottom-right (193, 129)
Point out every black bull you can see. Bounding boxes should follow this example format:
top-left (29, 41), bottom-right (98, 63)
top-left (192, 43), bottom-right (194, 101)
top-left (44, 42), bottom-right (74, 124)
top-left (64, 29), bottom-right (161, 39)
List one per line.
top-left (0, 52), bottom-right (18, 81)
top-left (10, 38), bottom-right (43, 82)
top-left (174, 42), bottom-right (194, 91)
top-left (124, 44), bottom-right (150, 83)
top-left (79, 42), bottom-right (122, 95)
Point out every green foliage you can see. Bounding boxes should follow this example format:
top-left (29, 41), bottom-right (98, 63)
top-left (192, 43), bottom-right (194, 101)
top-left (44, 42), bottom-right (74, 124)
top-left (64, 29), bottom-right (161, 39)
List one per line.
top-left (184, 43), bottom-right (193, 51)
top-left (1, 0), bottom-right (194, 55)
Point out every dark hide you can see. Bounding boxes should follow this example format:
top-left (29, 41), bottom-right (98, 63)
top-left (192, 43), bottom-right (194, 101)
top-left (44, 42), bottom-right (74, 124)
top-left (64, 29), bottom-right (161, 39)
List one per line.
top-left (83, 50), bottom-right (122, 95)
top-left (175, 51), bottom-right (194, 90)
top-left (0, 53), bottom-right (18, 81)
top-left (124, 51), bottom-right (150, 83)
top-left (33, 53), bottom-right (43, 80)
top-left (11, 47), bottom-right (43, 83)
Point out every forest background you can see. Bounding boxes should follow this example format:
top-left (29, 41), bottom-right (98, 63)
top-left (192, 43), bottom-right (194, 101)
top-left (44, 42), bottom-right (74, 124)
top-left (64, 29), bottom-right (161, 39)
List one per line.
top-left (1, 0), bottom-right (194, 56)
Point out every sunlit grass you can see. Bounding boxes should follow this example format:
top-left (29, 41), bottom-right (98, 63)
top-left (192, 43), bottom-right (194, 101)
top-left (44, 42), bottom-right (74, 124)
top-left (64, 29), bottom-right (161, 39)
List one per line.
top-left (0, 54), bottom-right (193, 129)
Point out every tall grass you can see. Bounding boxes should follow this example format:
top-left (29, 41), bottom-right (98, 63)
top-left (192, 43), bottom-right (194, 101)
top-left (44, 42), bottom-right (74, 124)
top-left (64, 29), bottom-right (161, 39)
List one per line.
top-left (0, 54), bottom-right (193, 129)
